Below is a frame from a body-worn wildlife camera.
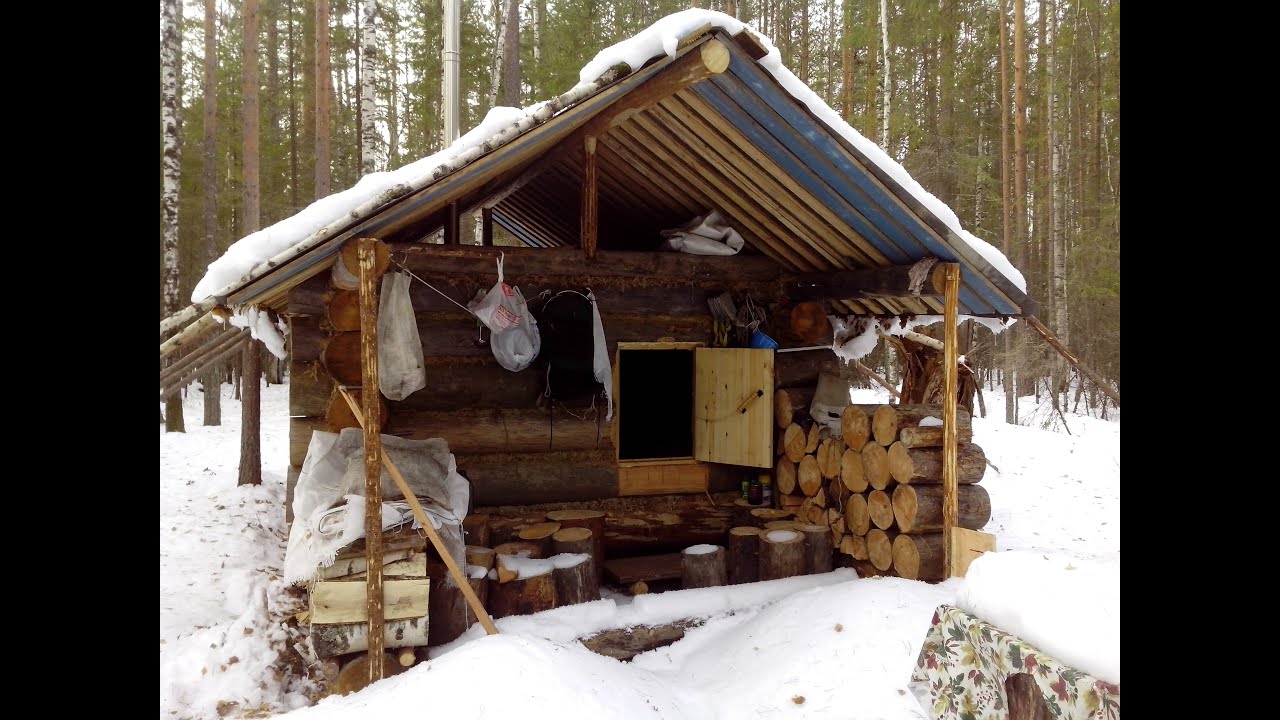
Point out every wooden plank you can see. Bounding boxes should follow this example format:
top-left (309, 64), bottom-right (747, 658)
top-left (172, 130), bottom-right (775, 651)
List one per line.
top-left (619, 463), bottom-right (709, 496)
top-left (941, 263), bottom-right (960, 577)
top-left (694, 348), bottom-right (774, 468)
top-left (732, 28), bottom-right (770, 61)
top-left (317, 548), bottom-right (419, 580)
top-left (949, 527), bottom-right (996, 578)
top-left (604, 553), bottom-right (683, 585)
top-left (481, 207), bottom-right (493, 246)
top-left (309, 578), bottom-right (430, 624)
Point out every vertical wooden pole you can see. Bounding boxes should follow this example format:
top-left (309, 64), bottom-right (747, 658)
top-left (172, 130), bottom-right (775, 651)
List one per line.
top-left (481, 206), bottom-right (494, 246)
top-left (359, 238), bottom-right (385, 682)
top-left (444, 201), bottom-right (459, 245)
top-left (941, 263), bottom-right (960, 576)
top-left (581, 135), bottom-right (598, 259)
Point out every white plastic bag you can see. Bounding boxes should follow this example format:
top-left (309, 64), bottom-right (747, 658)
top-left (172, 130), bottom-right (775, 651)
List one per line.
top-left (377, 271), bottom-right (427, 400)
top-left (658, 209), bottom-right (745, 255)
top-left (467, 253), bottom-right (540, 372)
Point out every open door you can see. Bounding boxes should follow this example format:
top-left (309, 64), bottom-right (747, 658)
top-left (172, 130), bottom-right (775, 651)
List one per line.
top-left (693, 348), bottom-right (774, 468)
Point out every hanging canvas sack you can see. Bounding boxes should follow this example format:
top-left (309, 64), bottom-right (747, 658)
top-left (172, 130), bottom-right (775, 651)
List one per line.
top-left (377, 271), bottom-right (427, 400)
top-left (468, 253), bottom-right (540, 372)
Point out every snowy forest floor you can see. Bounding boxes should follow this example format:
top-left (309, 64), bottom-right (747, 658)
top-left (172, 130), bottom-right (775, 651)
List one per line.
top-left (160, 379), bottom-right (1120, 720)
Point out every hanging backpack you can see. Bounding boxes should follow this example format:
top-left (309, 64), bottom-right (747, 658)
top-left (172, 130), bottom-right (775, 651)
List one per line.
top-left (532, 290), bottom-right (612, 418)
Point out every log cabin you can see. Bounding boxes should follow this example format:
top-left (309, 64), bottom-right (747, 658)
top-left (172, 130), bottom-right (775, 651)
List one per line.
top-left (166, 17), bottom-right (1039, 659)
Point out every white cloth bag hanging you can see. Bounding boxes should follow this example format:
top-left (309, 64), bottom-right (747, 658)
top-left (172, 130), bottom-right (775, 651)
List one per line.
top-left (377, 271), bottom-right (427, 400)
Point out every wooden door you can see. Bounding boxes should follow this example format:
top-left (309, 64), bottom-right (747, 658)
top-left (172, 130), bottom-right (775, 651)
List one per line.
top-left (693, 348), bottom-right (774, 468)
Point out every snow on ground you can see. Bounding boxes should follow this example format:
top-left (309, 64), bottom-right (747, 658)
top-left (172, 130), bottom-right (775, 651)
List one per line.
top-left (160, 378), bottom-right (1118, 720)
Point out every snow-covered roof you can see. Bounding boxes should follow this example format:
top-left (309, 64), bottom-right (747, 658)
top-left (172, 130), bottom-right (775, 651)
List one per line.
top-left (192, 9), bottom-right (1034, 320)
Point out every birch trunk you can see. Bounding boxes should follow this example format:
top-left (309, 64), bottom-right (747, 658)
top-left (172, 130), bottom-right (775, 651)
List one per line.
top-left (161, 0), bottom-right (185, 434)
top-left (202, 0), bottom-right (221, 427)
top-left (361, 0), bottom-right (378, 176)
top-left (243, 0), bottom-right (261, 234)
top-left (879, 0), bottom-right (890, 150)
top-left (488, 0), bottom-right (506, 110)
top-left (532, 0), bottom-right (542, 64)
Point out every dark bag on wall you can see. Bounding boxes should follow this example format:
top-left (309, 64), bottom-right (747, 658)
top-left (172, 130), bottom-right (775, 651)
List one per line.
top-left (532, 290), bottom-right (605, 406)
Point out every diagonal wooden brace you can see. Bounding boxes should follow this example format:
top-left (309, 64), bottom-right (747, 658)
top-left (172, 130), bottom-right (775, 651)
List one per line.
top-left (337, 386), bottom-right (499, 636)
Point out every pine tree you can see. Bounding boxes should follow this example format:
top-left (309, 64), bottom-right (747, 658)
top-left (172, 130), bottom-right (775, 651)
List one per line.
top-left (202, 0), bottom-right (222, 427)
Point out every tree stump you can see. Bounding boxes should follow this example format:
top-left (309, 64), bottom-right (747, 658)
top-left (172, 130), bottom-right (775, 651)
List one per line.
top-left (764, 520), bottom-right (798, 532)
top-left (749, 507), bottom-right (792, 528)
top-left (492, 541), bottom-right (543, 559)
top-left (466, 545), bottom-right (495, 570)
top-left (546, 509), bottom-right (606, 582)
top-left (462, 513), bottom-right (490, 548)
top-left (758, 529), bottom-right (805, 581)
top-left (428, 563), bottom-right (469, 646)
top-left (794, 522), bottom-right (833, 574)
top-left (681, 544), bottom-right (728, 589)
top-left (727, 526), bottom-right (762, 584)
top-left (488, 560), bottom-right (557, 619)
top-left (518, 522), bottom-right (562, 557)
top-left (553, 554), bottom-right (599, 606)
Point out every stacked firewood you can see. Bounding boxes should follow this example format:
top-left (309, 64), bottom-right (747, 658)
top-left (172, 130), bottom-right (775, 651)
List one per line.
top-left (775, 395), bottom-right (993, 582)
top-left (837, 403), bottom-right (992, 580)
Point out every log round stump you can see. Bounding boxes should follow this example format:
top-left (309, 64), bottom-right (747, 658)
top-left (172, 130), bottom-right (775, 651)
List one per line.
top-left (865, 528), bottom-right (897, 572)
top-left (794, 522), bottom-right (833, 574)
top-left (891, 533), bottom-right (946, 581)
top-left (545, 509), bottom-right (606, 582)
top-left (553, 553), bottom-right (600, 606)
top-left (488, 564), bottom-right (557, 619)
top-left (798, 455), bottom-right (822, 497)
top-left (749, 507), bottom-right (792, 528)
top-left (840, 448), bottom-right (867, 493)
top-left (764, 520), bottom-right (798, 532)
top-left (839, 534), bottom-right (868, 561)
top-left (466, 545), bottom-right (496, 570)
top-left (681, 544), bottom-right (728, 589)
top-left (518, 522), bottom-right (563, 557)
top-left (492, 541), bottom-right (543, 559)
top-left (840, 405), bottom-right (871, 449)
top-left (867, 490), bottom-right (896, 530)
top-left (845, 493), bottom-right (871, 536)
top-left (783, 423), bottom-right (807, 462)
top-left (727, 526), bottom-right (762, 584)
top-left (758, 529), bottom-right (806, 581)
top-left (861, 442), bottom-right (892, 491)
top-left (775, 458), bottom-right (797, 496)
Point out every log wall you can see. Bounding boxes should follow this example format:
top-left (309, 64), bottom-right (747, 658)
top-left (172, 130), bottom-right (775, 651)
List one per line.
top-left (287, 246), bottom-right (785, 512)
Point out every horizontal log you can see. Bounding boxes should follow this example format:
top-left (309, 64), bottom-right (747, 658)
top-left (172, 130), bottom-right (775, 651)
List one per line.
top-left (392, 407), bottom-right (613, 454)
top-left (898, 424), bottom-right (974, 448)
top-left (784, 260), bottom-right (947, 302)
top-left (310, 616), bottom-right (428, 659)
top-left (887, 442), bottom-right (987, 485)
top-left (399, 245), bottom-right (783, 283)
top-left (456, 449), bottom-right (619, 506)
top-left (774, 350), bottom-right (840, 388)
top-left (401, 274), bottom-right (736, 318)
top-left (309, 579), bottom-right (429, 625)
top-left (286, 272), bottom-right (332, 316)
top-left (891, 533), bottom-right (946, 581)
top-left (872, 404), bottom-right (972, 447)
top-left (579, 619), bottom-right (703, 661)
top-left (892, 484), bottom-right (992, 534)
top-left (288, 314), bottom-right (325, 363)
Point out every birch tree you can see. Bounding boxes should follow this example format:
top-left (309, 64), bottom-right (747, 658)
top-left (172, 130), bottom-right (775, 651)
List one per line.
top-left (879, 0), bottom-right (890, 150)
top-left (488, 0), bottom-right (508, 109)
top-left (161, 0), bottom-right (185, 433)
top-left (503, 0), bottom-right (521, 107)
top-left (362, 0), bottom-right (378, 176)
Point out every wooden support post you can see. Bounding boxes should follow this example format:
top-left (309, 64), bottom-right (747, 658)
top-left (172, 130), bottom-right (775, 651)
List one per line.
top-left (359, 238), bottom-right (385, 684)
top-left (1025, 314), bottom-right (1120, 408)
top-left (941, 263), bottom-right (959, 577)
top-left (481, 207), bottom-right (494, 246)
top-left (444, 201), bottom-right (459, 245)
top-left (581, 135), bottom-right (598, 260)
top-left (337, 388), bottom-right (500, 636)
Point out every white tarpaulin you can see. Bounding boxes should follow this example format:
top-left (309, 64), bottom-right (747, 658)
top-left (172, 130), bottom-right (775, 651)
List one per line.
top-left (284, 428), bottom-right (470, 585)
top-left (658, 210), bottom-right (745, 256)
